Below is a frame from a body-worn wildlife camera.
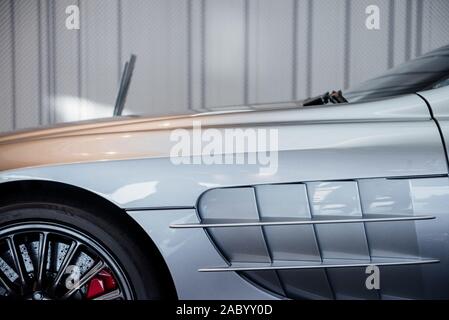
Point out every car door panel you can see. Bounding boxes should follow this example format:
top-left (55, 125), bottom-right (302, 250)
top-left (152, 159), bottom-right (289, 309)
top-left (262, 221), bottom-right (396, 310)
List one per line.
top-left (191, 92), bottom-right (449, 299)
top-left (1, 94), bottom-right (448, 299)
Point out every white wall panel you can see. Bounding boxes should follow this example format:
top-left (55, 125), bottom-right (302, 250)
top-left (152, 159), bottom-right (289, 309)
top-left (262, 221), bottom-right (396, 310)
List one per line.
top-left (205, 0), bottom-right (245, 108)
top-left (38, 0), bottom-right (51, 126)
top-left (294, 0), bottom-right (310, 100)
top-left (1, 0), bottom-right (449, 132)
top-left (248, 0), bottom-right (294, 103)
top-left (391, 0), bottom-right (408, 66)
top-left (53, 0), bottom-right (82, 123)
top-left (310, 0), bottom-right (346, 95)
top-left (421, 0), bottom-right (449, 54)
top-left (409, 0), bottom-right (421, 60)
top-left (14, 0), bottom-right (40, 129)
top-left (78, 0), bottom-right (120, 119)
top-left (122, 0), bottom-right (188, 116)
top-left (348, 0), bottom-right (391, 89)
top-left (0, 0), bottom-right (14, 131)
top-left (190, 0), bottom-right (205, 111)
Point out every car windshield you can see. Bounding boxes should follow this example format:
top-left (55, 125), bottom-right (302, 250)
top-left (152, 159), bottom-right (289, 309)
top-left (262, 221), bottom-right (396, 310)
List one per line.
top-left (345, 45), bottom-right (449, 103)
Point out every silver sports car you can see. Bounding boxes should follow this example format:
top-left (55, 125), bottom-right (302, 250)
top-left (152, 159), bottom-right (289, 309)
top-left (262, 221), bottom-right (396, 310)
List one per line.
top-left (1, 45), bottom-right (449, 300)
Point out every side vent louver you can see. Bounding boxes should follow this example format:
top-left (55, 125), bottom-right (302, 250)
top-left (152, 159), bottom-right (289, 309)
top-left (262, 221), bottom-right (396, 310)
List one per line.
top-left (172, 177), bottom-right (444, 299)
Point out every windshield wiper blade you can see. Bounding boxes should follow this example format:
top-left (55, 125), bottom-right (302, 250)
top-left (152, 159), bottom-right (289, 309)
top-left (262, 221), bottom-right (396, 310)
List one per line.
top-left (302, 90), bottom-right (348, 106)
top-left (113, 54), bottom-right (137, 116)
top-left (329, 90), bottom-right (348, 104)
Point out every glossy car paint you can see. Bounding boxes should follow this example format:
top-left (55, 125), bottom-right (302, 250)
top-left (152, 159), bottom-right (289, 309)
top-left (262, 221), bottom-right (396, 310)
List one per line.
top-left (127, 209), bottom-right (277, 300)
top-left (0, 93), bottom-right (434, 172)
top-left (1, 92), bottom-right (449, 299)
top-left (419, 86), bottom-right (449, 158)
top-left (0, 95), bottom-right (444, 208)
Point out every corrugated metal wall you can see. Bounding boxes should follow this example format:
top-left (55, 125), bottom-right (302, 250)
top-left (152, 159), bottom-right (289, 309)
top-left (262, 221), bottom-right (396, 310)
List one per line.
top-left (1, 0), bottom-right (449, 132)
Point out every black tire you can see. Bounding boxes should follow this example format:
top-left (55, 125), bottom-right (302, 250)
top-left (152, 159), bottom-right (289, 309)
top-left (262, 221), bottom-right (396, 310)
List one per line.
top-left (0, 201), bottom-right (167, 300)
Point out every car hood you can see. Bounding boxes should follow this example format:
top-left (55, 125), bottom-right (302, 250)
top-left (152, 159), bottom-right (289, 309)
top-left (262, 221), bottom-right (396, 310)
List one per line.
top-left (0, 94), bottom-right (432, 172)
top-left (0, 104), bottom-right (296, 144)
top-left (0, 106), bottom-right (294, 172)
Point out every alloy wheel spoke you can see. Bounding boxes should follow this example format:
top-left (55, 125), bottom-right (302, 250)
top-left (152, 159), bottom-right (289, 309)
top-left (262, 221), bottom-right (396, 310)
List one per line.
top-left (6, 237), bottom-right (26, 286)
top-left (0, 272), bottom-right (13, 296)
top-left (93, 289), bottom-right (123, 300)
top-left (51, 241), bottom-right (80, 290)
top-left (36, 232), bottom-right (48, 288)
top-left (62, 260), bottom-right (105, 299)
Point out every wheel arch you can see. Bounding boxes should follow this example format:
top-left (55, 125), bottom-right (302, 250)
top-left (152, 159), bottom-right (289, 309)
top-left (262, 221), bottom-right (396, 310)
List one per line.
top-left (0, 179), bottom-right (177, 299)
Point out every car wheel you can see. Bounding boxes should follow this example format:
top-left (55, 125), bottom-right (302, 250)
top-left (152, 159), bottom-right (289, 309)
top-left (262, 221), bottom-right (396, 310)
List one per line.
top-left (0, 202), bottom-right (165, 300)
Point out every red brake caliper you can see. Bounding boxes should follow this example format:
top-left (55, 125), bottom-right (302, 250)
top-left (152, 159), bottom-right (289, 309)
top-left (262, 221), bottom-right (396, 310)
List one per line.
top-left (86, 269), bottom-right (118, 299)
